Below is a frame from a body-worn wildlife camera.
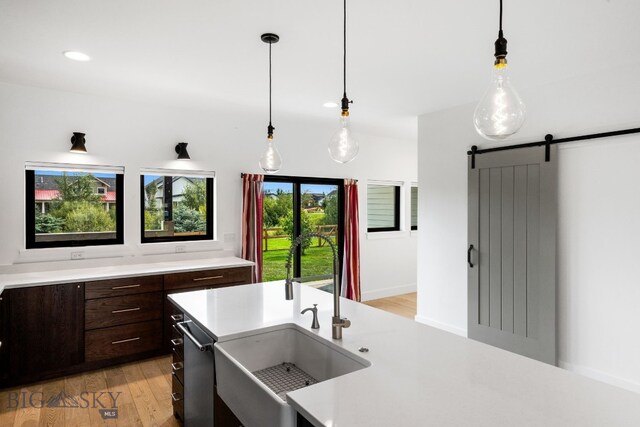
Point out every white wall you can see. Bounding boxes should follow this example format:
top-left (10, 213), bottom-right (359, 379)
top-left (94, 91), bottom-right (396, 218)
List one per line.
top-left (0, 82), bottom-right (417, 299)
top-left (417, 63), bottom-right (640, 393)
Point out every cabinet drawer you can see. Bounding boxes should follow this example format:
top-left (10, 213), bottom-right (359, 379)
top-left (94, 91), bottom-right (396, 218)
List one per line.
top-left (85, 292), bottom-right (162, 330)
top-left (171, 358), bottom-right (184, 386)
top-left (85, 275), bottom-right (163, 300)
top-left (171, 323), bottom-right (184, 362)
top-left (172, 372), bottom-right (184, 422)
top-left (85, 320), bottom-right (162, 362)
top-left (164, 266), bottom-right (252, 291)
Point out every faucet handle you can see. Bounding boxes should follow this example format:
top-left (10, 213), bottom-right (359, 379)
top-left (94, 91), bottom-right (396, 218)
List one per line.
top-left (301, 304), bottom-right (320, 329)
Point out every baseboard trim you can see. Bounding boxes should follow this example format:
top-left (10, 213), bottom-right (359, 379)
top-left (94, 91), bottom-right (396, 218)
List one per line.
top-left (414, 315), bottom-right (467, 337)
top-left (558, 360), bottom-right (640, 394)
top-left (361, 283), bottom-right (416, 301)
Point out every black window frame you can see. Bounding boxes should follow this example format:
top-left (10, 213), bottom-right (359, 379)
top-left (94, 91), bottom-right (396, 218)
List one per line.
top-left (25, 169), bottom-right (124, 249)
top-left (140, 174), bottom-right (214, 244)
top-left (263, 175), bottom-right (345, 286)
top-left (410, 185), bottom-right (418, 231)
top-left (367, 183), bottom-right (401, 233)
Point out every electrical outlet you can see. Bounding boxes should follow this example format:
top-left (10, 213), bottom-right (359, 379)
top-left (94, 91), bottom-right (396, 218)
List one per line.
top-left (71, 251), bottom-right (84, 260)
top-left (175, 245), bottom-right (186, 253)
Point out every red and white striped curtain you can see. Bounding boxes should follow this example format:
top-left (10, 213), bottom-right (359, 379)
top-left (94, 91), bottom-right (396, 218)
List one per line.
top-left (241, 174), bottom-right (264, 283)
top-left (341, 179), bottom-right (361, 301)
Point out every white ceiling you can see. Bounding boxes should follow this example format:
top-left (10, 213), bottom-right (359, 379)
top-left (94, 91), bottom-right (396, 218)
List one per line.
top-left (1, 0), bottom-right (639, 139)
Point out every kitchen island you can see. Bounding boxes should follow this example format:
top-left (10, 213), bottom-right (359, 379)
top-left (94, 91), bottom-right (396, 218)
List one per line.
top-left (169, 281), bottom-right (640, 427)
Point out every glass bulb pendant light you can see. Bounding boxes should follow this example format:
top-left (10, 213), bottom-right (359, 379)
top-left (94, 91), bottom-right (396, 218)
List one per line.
top-left (259, 33), bottom-right (283, 174)
top-left (328, 0), bottom-right (359, 163)
top-left (473, 0), bottom-right (526, 141)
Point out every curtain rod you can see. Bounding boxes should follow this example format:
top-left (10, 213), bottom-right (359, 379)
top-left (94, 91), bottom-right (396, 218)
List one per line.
top-left (467, 126), bottom-right (640, 169)
top-left (240, 173), bottom-right (358, 182)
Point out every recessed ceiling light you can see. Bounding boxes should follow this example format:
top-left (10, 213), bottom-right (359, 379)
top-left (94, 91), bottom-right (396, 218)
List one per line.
top-left (323, 102), bottom-right (338, 108)
top-left (63, 51), bottom-right (91, 62)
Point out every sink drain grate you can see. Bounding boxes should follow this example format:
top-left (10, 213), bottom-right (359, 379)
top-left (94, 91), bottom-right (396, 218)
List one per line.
top-left (252, 362), bottom-right (318, 401)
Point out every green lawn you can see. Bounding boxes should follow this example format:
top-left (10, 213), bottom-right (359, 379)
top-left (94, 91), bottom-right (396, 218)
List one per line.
top-left (263, 236), bottom-right (336, 282)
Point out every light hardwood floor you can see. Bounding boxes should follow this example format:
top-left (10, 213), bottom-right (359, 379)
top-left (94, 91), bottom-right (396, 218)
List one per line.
top-left (363, 292), bottom-right (417, 319)
top-left (0, 356), bottom-right (180, 427)
top-left (0, 293), bottom-right (417, 426)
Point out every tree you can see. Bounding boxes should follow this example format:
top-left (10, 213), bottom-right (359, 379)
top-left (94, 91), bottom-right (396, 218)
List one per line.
top-left (263, 193), bottom-right (292, 228)
top-left (322, 192), bottom-right (338, 226)
top-left (63, 202), bottom-right (115, 232)
top-left (280, 209), bottom-right (312, 253)
top-left (54, 173), bottom-right (102, 204)
top-left (144, 180), bottom-right (162, 230)
top-left (144, 210), bottom-right (162, 230)
top-left (182, 179), bottom-right (207, 212)
top-left (35, 213), bottom-right (65, 233)
top-left (173, 204), bottom-right (206, 233)
top-left (301, 192), bottom-right (316, 208)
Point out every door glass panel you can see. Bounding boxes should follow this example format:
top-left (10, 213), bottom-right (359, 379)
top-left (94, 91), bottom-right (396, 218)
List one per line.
top-left (299, 184), bottom-right (339, 294)
top-left (262, 182), bottom-right (293, 281)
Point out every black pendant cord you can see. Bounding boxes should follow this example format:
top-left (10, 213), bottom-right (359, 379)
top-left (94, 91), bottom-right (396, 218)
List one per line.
top-left (494, 0), bottom-right (508, 61)
top-left (268, 40), bottom-right (274, 136)
top-left (467, 127), bottom-right (640, 167)
top-left (340, 0), bottom-right (353, 111)
top-left (343, 0), bottom-right (347, 97)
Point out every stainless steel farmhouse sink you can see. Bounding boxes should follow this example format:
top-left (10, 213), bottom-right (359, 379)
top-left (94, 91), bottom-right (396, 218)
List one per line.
top-left (214, 324), bottom-right (371, 427)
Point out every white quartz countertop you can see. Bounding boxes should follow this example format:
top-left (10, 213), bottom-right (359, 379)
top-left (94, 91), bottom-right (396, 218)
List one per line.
top-left (168, 282), bottom-right (640, 427)
top-left (0, 257), bottom-right (253, 294)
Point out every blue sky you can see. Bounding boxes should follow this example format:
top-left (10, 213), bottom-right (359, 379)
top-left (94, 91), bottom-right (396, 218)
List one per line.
top-left (264, 182), bottom-right (337, 195)
top-left (35, 170), bottom-right (116, 179)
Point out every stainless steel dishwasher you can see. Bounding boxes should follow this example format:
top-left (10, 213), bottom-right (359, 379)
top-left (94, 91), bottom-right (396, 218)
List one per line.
top-left (176, 315), bottom-right (215, 426)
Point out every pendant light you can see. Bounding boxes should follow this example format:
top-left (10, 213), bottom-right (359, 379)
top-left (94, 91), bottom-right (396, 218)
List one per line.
top-left (259, 33), bottom-right (283, 174)
top-left (473, 0), bottom-right (526, 141)
top-left (328, 0), bottom-right (358, 163)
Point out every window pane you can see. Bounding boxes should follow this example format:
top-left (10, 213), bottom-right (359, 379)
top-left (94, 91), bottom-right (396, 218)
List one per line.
top-left (142, 175), bottom-right (211, 241)
top-left (300, 183), bottom-right (339, 294)
top-left (411, 186), bottom-right (418, 230)
top-left (367, 184), bottom-right (399, 230)
top-left (32, 170), bottom-right (119, 244)
top-left (262, 182), bottom-right (294, 281)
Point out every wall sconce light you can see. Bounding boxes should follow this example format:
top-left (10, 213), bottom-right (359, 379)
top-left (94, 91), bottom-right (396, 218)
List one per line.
top-left (175, 142), bottom-right (191, 160)
top-left (70, 132), bottom-right (87, 153)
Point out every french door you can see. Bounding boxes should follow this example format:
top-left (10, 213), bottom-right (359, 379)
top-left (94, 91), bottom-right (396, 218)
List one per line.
top-left (263, 176), bottom-right (344, 294)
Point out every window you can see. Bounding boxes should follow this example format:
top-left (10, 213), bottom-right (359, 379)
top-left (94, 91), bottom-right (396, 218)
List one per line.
top-left (96, 187), bottom-right (106, 195)
top-left (25, 164), bottom-right (124, 249)
top-left (411, 185), bottom-right (418, 231)
top-left (141, 169), bottom-right (214, 243)
top-left (262, 175), bottom-right (344, 294)
top-left (367, 183), bottom-right (400, 232)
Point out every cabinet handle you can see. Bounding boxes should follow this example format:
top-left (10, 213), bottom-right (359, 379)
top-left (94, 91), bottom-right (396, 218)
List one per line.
top-left (171, 338), bottom-right (183, 346)
top-left (111, 337), bottom-right (140, 345)
top-left (171, 362), bottom-right (184, 371)
top-left (176, 321), bottom-right (213, 351)
top-left (111, 307), bottom-right (141, 314)
top-left (192, 275), bottom-right (223, 282)
top-left (171, 392), bottom-right (183, 402)
top-left (111, 284), bottom-right (141, 290)
top-left (467, 245), bottom-right (475, 268)
top-left (171, 314), bottom-right (183, 321)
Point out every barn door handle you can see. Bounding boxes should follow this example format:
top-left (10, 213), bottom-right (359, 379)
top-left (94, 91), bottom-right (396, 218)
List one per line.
top-left (467, 245), bottom-right (474, 268)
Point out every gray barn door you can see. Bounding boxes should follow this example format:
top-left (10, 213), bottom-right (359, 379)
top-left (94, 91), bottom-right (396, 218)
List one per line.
top-left (468, 146), bottom-right (557, 365)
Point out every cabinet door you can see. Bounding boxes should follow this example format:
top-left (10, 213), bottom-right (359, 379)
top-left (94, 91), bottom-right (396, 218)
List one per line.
top-left (7, 283), bottom-right (85, 380)
top-left (0, 293), bottom-right (7, 381)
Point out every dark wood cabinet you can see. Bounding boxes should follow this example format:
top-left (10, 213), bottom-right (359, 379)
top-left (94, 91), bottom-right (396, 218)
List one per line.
top-left (162, 266), bottom-right (252, 352)
top-left (0, 293), bottom-right (8, 382)
top-left (5, 283), bottom-right (84, 384)
top-left (0, 264), bottom-right (253, 390)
